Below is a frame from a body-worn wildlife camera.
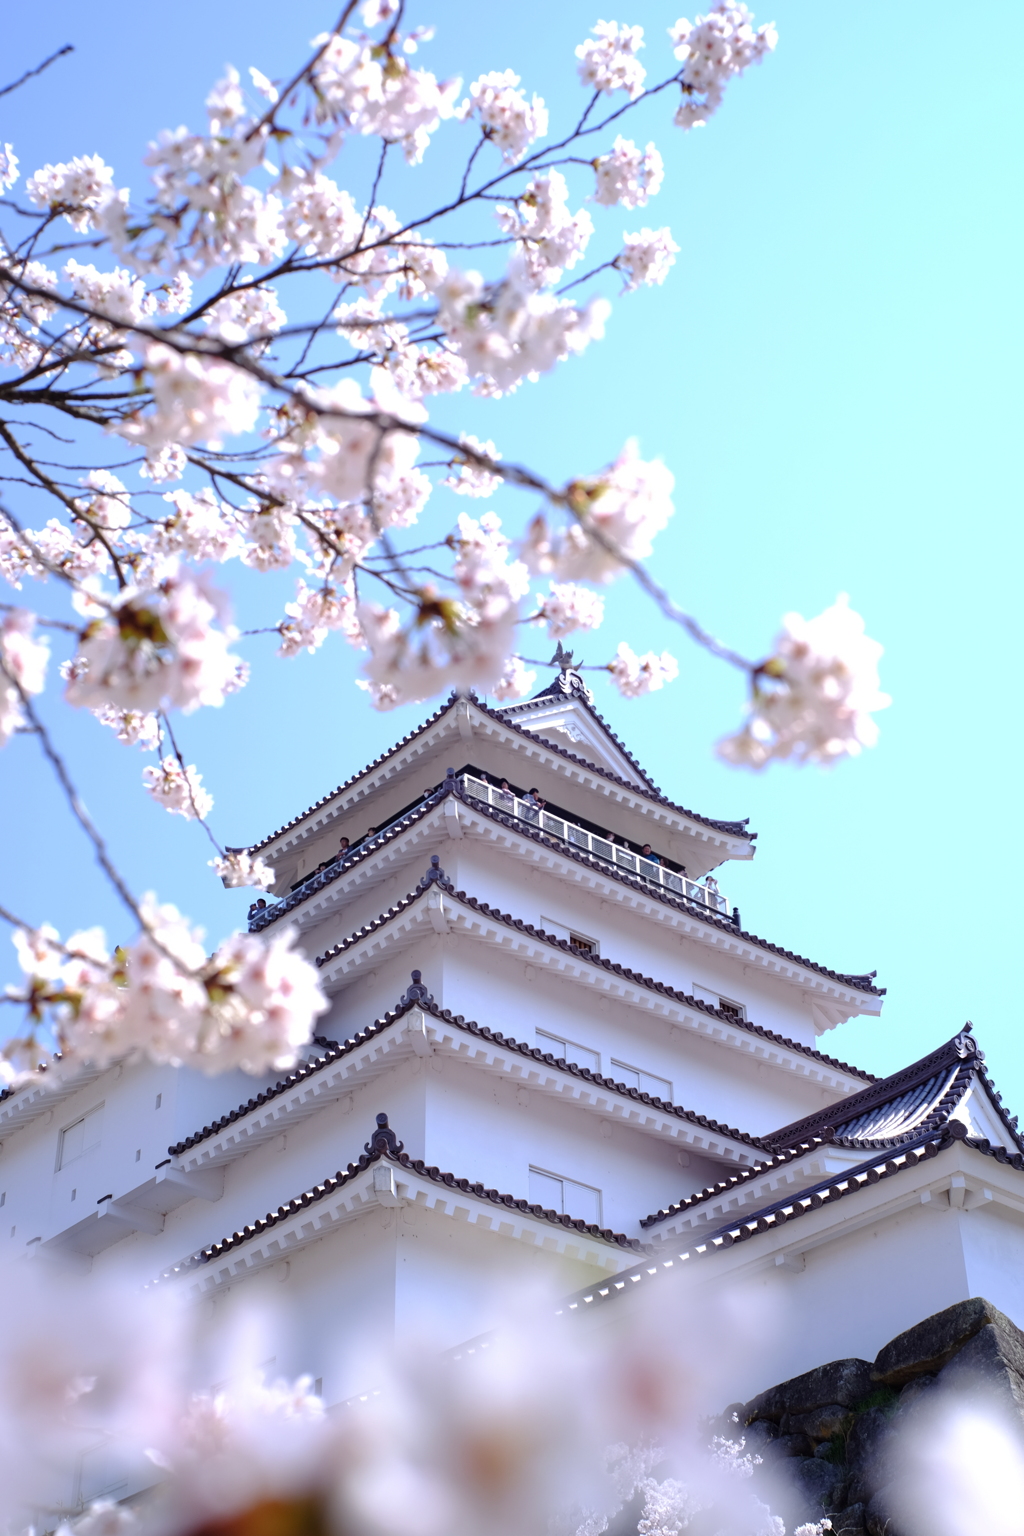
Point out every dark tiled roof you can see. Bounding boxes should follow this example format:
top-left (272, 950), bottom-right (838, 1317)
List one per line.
top-left (314, 859), bottom-right (878, 1081)
top-left (158, 1139), bottom-right (645, 1282)
top-left (243, 696), bottom-right (457, 854)
top-left (567, 1124), bottom-right (1024, 1315)
top-left (761, 1027), bottom-right (1021, 1154)
top-left (640, 1028), bottom-right (1024, 1229)
top-left (244, 694), bottom-right (754, 857)
top-left (168, 984), bottom-right (765, 1159)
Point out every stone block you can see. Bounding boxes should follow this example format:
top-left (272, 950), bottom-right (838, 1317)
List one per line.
top-left (744, 1360), bottom-right (874, 1423)
top-left (790, 1455), bottom-right (845, 1512)
top-left (872, 1297), bottom-right (1024, 1387)
top-left (865, 1483), bottom-right (901, 1536)
top-left (935, 1323), bottom-right (1024, 1415)
top-left (788, 1403), bottom-right (855, 1442)
top-left (844, 1407), bottom-right (896, 1507)
top-left (765, 1433), bottom-right (813, 1460)
top-left (830, 1502), bottom-right (868, 1536)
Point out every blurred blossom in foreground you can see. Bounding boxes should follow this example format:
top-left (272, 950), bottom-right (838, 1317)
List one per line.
top-left (718, 595), bottom-right (889, 768)
top-left (0, 1264), bottom-right (829, 1536)
top-left (886, 1397), bottom-right (1024, 1536)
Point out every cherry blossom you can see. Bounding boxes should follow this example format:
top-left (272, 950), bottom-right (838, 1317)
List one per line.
top-left (209, 850), bottom-right (275, 890)
top-left (119, 343), bottom-right (262, 451)
top-left (671, 3), bottom-right (778, 129)
top-left (64, 570), bottom-right (242, 716)
top-left (443, 434), bottom-right (504, 498)
top-left (496, 171), bottom-right (594, 286)
top-left (523, 442), bottom-right (675, 583)
top-left (92, 704), bottom-right (161, 751)
top-left (607, 641), bottom-right (679, 697)
top-left (593, 138), bottom-right (664, 209)
top-left (576, 22), bottom-right (647, 101)
top-left (25, 153), bottom-right (115, 231)
top-left (616, 228), bottom-right (680, 289)
top-left (436, 261), bottom-right (610, 395)
top-left (0, 143), bottom-right (18, 190)
top-left (717, 595), bottom-right (889, 768)
top-left (0, 608), bottom-right (49, 747)
top-left (142, 756), bottom-right (214, 819)
top-left (534, 581), bottom-right (606, 638)
top-left (464, 71), bottom-right (549, 164)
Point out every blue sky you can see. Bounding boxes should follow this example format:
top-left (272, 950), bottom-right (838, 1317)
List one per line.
top-left (2, 3), bottom-right (1022, 1109)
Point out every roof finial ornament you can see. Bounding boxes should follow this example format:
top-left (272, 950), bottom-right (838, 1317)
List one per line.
top-left (421, 853), bottom-right (446, 887)
top-left (954, 1023), bottom-right (980, 1059)
top-left (402, 969), bottom-right (434, 1005)
top-left (541, 641), bottom-right (595, 705)
top-left (366, 1112), bottom-right (404, 1156)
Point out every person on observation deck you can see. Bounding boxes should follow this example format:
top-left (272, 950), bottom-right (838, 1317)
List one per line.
top-left (641, 844), bottom-right (660, 865)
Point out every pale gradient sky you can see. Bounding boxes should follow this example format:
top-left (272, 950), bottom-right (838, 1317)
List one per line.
top-left (2, 3), bottom-right (1022, 1108)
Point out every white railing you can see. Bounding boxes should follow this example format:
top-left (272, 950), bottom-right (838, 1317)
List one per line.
top-left (458, 774), bottom-right (731, 918)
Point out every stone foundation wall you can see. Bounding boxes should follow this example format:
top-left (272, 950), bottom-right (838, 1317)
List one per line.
top-left (714, 1297), bottom-right (1024, 1536)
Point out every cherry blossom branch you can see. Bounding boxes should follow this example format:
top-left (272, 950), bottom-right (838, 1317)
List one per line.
top-left (0, 657), bottom-right (149, 931)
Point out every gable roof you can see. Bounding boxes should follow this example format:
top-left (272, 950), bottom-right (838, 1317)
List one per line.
top-left (762, 1026), bottom-right (1022, 1154)
top-left (639, 1028), bottom-right (1023, 1231)
top-left (244, 693), bottom-right (754, 856)
top-left (501, 675), bottom-right (663, 793)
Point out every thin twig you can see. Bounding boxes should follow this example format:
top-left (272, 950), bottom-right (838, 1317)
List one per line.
top-left (0, 44), bottom-right (73, 100)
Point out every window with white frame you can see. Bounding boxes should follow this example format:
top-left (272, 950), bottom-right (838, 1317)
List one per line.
top-left (528, 1167), bottom-right (602, 1226)
top-left (610, 1059), bottom-right (673, 1100)
top-left (691, 983), bottom-right (746, 1022)
top-left (540, 916), bottom-right (600, 957)
top-left (58, 1104), bottom-right (103, 1170)
top-left (535, 1029), bottom-right (601, 1074)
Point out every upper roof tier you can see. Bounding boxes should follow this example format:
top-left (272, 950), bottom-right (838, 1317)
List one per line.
top-left (244, 689), bottom-right (755, 883)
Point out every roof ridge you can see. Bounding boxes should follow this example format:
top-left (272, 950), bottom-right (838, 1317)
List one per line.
top-left (244, 693), bottom-right (754, 858)
top-left (167, 977), bottom-right (768, 1160)
top-left (158, 1129), bottom-right (646, 1283)
top-left (314, 857), bottom-right (878, 1082)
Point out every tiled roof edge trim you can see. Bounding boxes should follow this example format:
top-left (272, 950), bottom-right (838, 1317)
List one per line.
top-left (158, 1146), bottom-right (646, 1281)
top-left (245, 693), bottom-right (753, 857)
top-left (445, 790), bottom-right (880, 995)
top-left (250, 781), bottom-right (454, 930)
top-left (479, 693), bottom-right (753, 837)
top-left (566, 1127), bottom-right (1023, 1313)
top-left (314, 867), bottom-right (878, 1083)
top-left (245, 695), bottom-right (458, 853)
top-left (167, 992), bottom-right (766, 1158)
top-left (641, 1075), bottom-right (1024, 1230)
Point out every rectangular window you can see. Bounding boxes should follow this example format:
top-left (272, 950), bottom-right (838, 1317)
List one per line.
top-left (540, 916), bottom-right (600, 957)
top-left (58, 1104), bottom-right (103, 1170)
top-left (528, 1166), bottom-right (602, 1226)
top-left (155, 1093), bottom-right (162, 1109)
top-left (691, 984), bottom-right (745, 1022)
top-left (610, 1059), bottom-right (673, 1101)
top-left (536, 1029), bottom-right (601, 1075)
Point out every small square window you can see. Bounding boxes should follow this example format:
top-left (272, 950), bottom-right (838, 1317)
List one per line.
top-left (58, 1105), bottom-right (103, 1170)
top-left (528, 1166), bottom-right (602, 1226)
top-left (610, 1059), bottom-right (673, 1101)
top-left (536, 1029), bottom-right (600, 1074)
